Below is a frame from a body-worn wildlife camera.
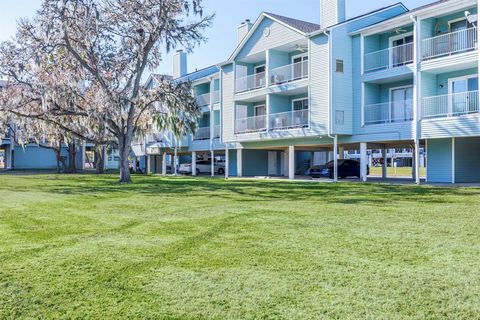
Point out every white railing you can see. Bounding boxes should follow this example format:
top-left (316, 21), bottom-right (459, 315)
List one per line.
top-left (213, 125), bottom-right (220, 138)
top-left (270, 61), bottom-right (309, 85)
top-left (364, 42), bottom-right (414, 73)
top-left (194, 127), bottom-right (211, 140)
top-left (364, 100), bottom-right (413, 125)
top-left (212, 90), bottom-right (220, 104)
top-left (269, 109), bottom-right (309, 130)
top-left (235, 72), bottom-right (266, 93)
top-left (196, 93), bottom-right (210, 107)
top-left (422, 27), bottom-right (477, 60)
top-left (422, 91), bottom-right (479, 119)
top-left (235, 115), bottom-right (267, 134)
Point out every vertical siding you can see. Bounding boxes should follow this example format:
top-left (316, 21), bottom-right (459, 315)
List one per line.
top-left (427, 138), bottom-right (453, 183)
top-left (309, 34), bottom-right (330, 135)
top-left (455, 137), bottom-right (480, 182)
top-left (243, 149), bottom-right (269, 176)
top-left (13, 145), bottom-right (67, 169)
top-left (221, 64), bottom-right (235, 142)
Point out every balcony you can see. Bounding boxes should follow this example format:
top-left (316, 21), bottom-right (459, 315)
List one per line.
top-left (196, 93), bottom-right (210, 107)
top-left (364, 100), bottom-right (413, 125)
top-left (194, 127), bottom-right (211, 140)
top-left (422, 91), bottom-right (479, 119)
top-left (422, 27), bottom-right (477, 61)
top-left (270, 61), bottom-right (308, 85)
top-left (235, 115), bottom-right (267, 134)
top-left (235, 72), bottom-right (266, 93)
top-left (269, 110), bottom-right (309, 131)
top-left (212, 90), bottom-right (220, 104)
top-left (364, 42), bottom-right (414, 73)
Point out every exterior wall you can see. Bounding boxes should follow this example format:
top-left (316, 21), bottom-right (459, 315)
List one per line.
top-left (426, 138), bottom-right (453, 183)
top-left (454, 137), bottom-right (480, 183)
top-left (309, 34), bottom-right (330, 135)
top-left (13, 145), bottom-right (68, 170)
top-left (242, 149), bottom-right (269, 176)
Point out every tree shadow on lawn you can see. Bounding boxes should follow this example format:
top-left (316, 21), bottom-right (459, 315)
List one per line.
top-left (4, 174), bottom-right (480, 207)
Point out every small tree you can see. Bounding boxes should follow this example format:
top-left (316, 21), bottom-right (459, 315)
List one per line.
top-left (17, 0), bottom-right (212, 183)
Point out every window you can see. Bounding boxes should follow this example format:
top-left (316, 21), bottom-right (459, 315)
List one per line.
top-left (254, 105), bottom-right (266, 116)
top-left (336, 59), bottom-right (344, 73)
top-left (292, 98), bottom-right (309, 111)
top-left (335, 110), bottom-right (345, 125)
top-left (292, 54), bottom-right (309, 79)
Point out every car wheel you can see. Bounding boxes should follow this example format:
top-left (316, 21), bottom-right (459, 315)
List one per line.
top-left (196, 168), bottom-right (200, 176)
top-left (218, 168), bottom-right (225, 175)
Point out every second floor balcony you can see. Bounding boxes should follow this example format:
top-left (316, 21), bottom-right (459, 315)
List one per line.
top-left (196, 92), bottom-right (211, 107)
top-left (364, 100), bottom-right (413, 125)
top-left (235, 72), bottom-right (267, 93)
top-left (194, 126), bottom-right (211, 140)
top-left (270, 60), bottom-right (309, 85)
top-left (269, 109), bottom-right (309, 130)
top-left (235, 115), bottom-right (267, 134)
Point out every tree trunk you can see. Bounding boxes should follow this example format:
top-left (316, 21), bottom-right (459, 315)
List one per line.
top-left (95, 147), bottom-right (106, 174)
top-left (118, 134), bottom-right (132, 183)
top-left (66, 143), bottom-right (77, 174)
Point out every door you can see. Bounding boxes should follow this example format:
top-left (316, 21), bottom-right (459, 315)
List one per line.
top-left (449, 76), bottom-right (479, 115)
top-left (236, 105), bottom-right (248, 133)
top-left (268, 152), bottom-right (278, 176)
top-left (292, 98), bottom-right (309, 127)
top-left (390, 87), bottom-right (413, 122)
top-left (391, 34), bottom-right (413, 67)
top-left (254, 105), bottom-right (266, 130)
top-left (292, 55), bottom-right (308, 80)
top-left (254, 65), bottom-right (266, 88)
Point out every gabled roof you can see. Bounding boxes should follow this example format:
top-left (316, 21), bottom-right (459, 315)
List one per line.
top-left (145, 73), bottom-right (172, 89)
top-left (229, 12), bottom-right (318, 61)
top-left (174, 65), bottom-right (219, 83)
top-left (263, 12), bottom-right (321, 34)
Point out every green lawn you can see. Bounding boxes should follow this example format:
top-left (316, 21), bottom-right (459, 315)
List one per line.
top-left (369, 166), bottom-right (427, 178)
top-left (1, 174), bottom-right (479, 319)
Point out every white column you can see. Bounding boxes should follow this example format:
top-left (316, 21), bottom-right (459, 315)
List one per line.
top-left (414, 142), bottom-right (421, 184)
top-left (225, 146), bottom-right (229, 179)
top-left (162, 152), bottom-right (167, 175)
top-left (211, 150), bottom-right (215, 177)
top-left (333, 135), bottom-right (338, 182)
top-left (102, 146), bottom-right (108, 171)
top-left (79, 143), bottom-right (86, 171)
top-left (452, 138), bottom-right (455, 184)
top-left (146, 155), bottom-right (151, 174)
top-left (192, 151), bottom-right (197, 176)
top-left (338, 146), bottom-right (345, 159)
top-left (237, 148), bottom-right (243, 177)
top-left (382, 149), bottom-right (388, 179)
top-left (360, 142), bottom-right (368, 182)
top-left (174, 148), bottom-right (178, 175)
top-left (288, 145), bottom-right (295, 180)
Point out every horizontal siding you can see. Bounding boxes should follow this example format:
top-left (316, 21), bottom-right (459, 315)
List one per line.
top-left (421, 114), bottom-right (480, 139)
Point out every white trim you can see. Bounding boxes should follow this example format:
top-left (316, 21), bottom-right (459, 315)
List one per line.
top-left (360, 34), bottom-right (365, 75)
top-left (425, 139), bottom-right (428, 183)
top-left (389, 85), bottom-right (414, 122)
top-left (254, 104), bottom-right (266, 116)
top-left (291, 97), bottom-right (309, 111)
top-left (361, 82), bottom-right (365, 127)
top-left (388, 31), bottom-right (413, 69)
top-left (448, 74), bottom-right (479, 114)
top-left (448, 17), bottom-right (469, 31)
top-left (254, 64), bottom-right (266, 74)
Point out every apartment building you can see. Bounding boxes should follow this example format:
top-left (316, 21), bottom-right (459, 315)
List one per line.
top-left (144, 0), bottom-right (479, 184)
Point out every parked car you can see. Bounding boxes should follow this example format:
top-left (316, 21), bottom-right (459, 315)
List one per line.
top-left (179, 160), bottom-right (225, 175)
top-left (310, 159), bottom-right (369, 179)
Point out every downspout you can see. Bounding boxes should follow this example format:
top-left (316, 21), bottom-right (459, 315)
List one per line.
top-left (410, 14), bottom-right (421, 185)
top-left (323, 30), bottom-right (338, 182)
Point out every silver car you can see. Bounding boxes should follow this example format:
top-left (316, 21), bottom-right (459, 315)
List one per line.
top-left (179, 160), bottom-right (225, 175)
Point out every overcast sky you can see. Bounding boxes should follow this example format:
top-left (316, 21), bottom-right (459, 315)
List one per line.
top-left (0, 0), bottom-right (433, 76)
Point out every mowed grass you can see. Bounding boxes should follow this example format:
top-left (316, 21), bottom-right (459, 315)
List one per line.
top-left (0, 174), bottom-right (479, 319)
top-left (369, 166), bottom-right (427, 178)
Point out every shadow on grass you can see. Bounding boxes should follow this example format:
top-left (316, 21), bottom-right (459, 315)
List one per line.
top-left (1, 173), bottom-right (480, 206)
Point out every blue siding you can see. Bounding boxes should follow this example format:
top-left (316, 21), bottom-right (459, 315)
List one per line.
top-left (454, 137), bottom-right (480, 183)
top-left (427, 138), bottom-right (453, 183)
top-left (13, 145), bottom-right (67, 170)
top-left (243, 149), bottom-right (269, 176)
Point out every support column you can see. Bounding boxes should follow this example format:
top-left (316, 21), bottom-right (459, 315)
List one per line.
top-left (283, 150), bottom-right (289, 177)
top-left (333, 135), bottom-right (338, 182)
top-left (382, 149), bottom-right (388, 179)
top-left (80, 143), bottom-right (86, 171)
top-left (162, 152), bottom-right (167, 175)
top-left (225, 146), bottom-right (229, 179)
top-left (288, 146), bottom-right (295, 180)
top-left (414, 140), bottom-right (421, 184)
top-left (211, 150), bottom-right (215, 177)
top-left (174, 148), bottom-right (178, 175)
top-left (360, 142), bottom-right (368, 182)
top-left (102, 146), bottom-right (108, 172)
top-left (237, 148), bottom-right (243, 177)
top-left (192, 151), bottom-right (197, 176)
top-left (338, 146), bottom-right (345, 159)
top-left (146, 155), bottom-right (151, 174)
top-left (5, 144), bottom-right (13, 169)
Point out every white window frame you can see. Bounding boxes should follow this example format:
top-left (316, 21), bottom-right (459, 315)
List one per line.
top-left (448, 74), bottom-right (478, 115)
top-left (388, 31), bottom-right (413, 69)
top-left (291, 53), bottom-right (309, 80)
top-left (448, 17), bottom-right (469, 32)
top-left (291, 97), bottom-right (309, 129)
top-left (254, 104), bottom-right (266, 117)
top-left (389, 85), bottom-right (414, 122)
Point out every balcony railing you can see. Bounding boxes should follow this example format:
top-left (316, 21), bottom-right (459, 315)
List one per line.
top-left (213, 125), bottom-right (220, 138)
top-left (212, 90), bottom-right (220, 104)
top-left (235, 115), bottom-right (267, 134)
top-left (422, 27), bottom-right (477, 60)
top-left (196, 93), bottom-right (211, 107)
top-left (194, 127), bottom-right (211, 140)
top-left (364, 42), bottom-right (414, 73)
top-left (235, 72), bottom-right (266, 93)
top-left (270, 61), bottom-right (309, 85)
top-left (422, 91), bottom-right (479, 119)
top-left (269, 109), bottom-right (309, 130)
top-left (364, 100), bottom-right (413, 125)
